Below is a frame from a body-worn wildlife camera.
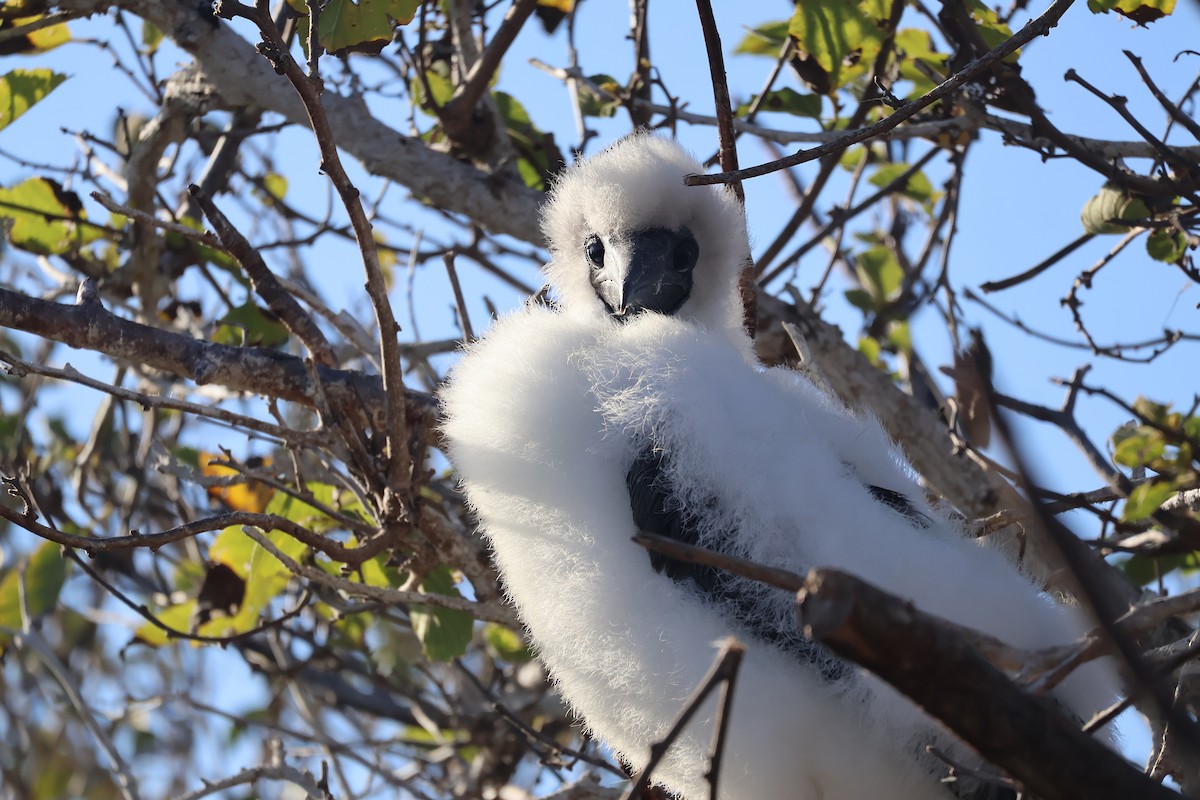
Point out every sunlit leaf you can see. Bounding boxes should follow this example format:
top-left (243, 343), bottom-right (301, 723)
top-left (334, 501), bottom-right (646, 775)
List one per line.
top-left (494, 91), bottom-right (556, 191)
top-left (1122, 479), bottom-right (1178, 521)
top-left (142, 20), bottom-right (163, 54)
top-left (577, 73), bottom-right (621, 118)
top-left (201, 452), bottom-right (276, 513)
top-left (886, 320), bottom-right (912, 353)
top-left (734, 20), bottom-right (789, 56)
top-left (0, 176), bottom-right (102, 255)
top-left (1111, 428), bottom-right (1164, 468)
top-left (260, 172), bottom-right (288, 203)
top-left (0, 68), bottom-right (65, 130)
top-left (857, 335), bottom-right (882, 365)
top-left (289, 0), bottom-right (421, 55)
top-left (0, 16), bottom-right (70, 55)
top-left (207, 524), bottom-right (308, 635)
top-left (856, 244), bottom-right (903, 301)
top-left (0, 541), bottom-right (68, 649)
top-left (132, 601), bottom-right (196, 648)
top-left (485, 623), bottom-right (531, 663)
top-left (1088, 0), bottom-right (1176, 25)
top-left (411, 66), bottom-right (454, 110)
top-left (895, 28), bottom-right (947, 92)
top-left (788, 0), bottom-right (885, 93)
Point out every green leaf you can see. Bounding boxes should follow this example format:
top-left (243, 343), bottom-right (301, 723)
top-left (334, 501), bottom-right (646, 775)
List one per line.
top-left (0, 15), bottom-right (70, 54)
top-left (1119, 550), bottom-right (1200, 586)
top-left (131, 601), bottom-right (195, 647)
top-left (886, 320), bottom-right (912, 353)
top-left (1146, 229), bottom-right (1187, 263)
top-left (736, 88), bottom-right (822, 119)
top-left (895, 28), bottom-right (947, 91)
top-left (0, 541), bottom-right (68, 648)
top-left (0, 68), bottom-right (66, 131)
top-left (1111, 428), bottom-right (1165, 468)
top-left (788, 0), bottom-right (885, 93)
top-left (309, 0), bottom-right (421, 54)
top-left (868, 162), bottom-right (938, 206)
top-left (142, 21), bottom-right (164, 54)
top-left (0, 176), bottom-right (104, 255)
top-left (1088, 0), bottom-right (1175, 24)
top-left (494, 91), bottom-right (555, 191)
top-left (845, 288), bottom-right (877, 312)
top-left (856, 244), bottom-right (903, 301)
top-left (266, 483), bottom-right (340, 532)
top-left (211, 302), bottom-right (290, 348)
top-left (857, 335), bottom-right (882, 365)
top-left (577, 74), bottom-right (621, 118)
top-left (260, 173), bottom-right (288, 203)
top-left (411, 66), bottom-right (454, 110)
top-left (411, 566), bottom-right (473, 662)
top-left (485, 623), bottom-right (531, 662)
top-left (206, 524), bottom-right (308, 636)
top-left (1081, 182), bottom-right (1151, 234)
top-left (1122, 479), bottom-right (1178, 522)
top-left (734, 21), bottom-right (790, 56)
top-left (965, 0), bottom-right (1017, 56)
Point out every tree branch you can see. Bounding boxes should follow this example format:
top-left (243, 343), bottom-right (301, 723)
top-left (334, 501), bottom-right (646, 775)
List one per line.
top-left (798, 568), bottom-right (1176, 800)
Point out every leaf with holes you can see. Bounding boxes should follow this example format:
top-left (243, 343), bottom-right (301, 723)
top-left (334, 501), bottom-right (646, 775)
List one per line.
top-left (1088, 0), bottom-right (1176, 25)
top-left (0, 176), bottom-right (103, 255)
top-left (788, 0), bottom-right (886, 93)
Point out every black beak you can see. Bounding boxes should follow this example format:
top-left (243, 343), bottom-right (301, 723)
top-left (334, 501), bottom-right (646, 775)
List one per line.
top-left (592, 227), bottom-right (699, 320)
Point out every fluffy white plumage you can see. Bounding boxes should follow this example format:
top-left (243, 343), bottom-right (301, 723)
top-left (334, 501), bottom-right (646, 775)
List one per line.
top-left (441, 135), bottom-right (1112, 800)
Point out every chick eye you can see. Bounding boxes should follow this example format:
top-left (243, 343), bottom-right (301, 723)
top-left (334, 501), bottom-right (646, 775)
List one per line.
top-left (585, 236), bottom-right (605, 268)
top-left (672, 234), bottom-right (699, 272)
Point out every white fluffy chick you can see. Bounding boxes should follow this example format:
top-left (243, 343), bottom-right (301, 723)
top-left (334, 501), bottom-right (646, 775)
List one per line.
top-left (440, 134), bottom-right (1112, 800)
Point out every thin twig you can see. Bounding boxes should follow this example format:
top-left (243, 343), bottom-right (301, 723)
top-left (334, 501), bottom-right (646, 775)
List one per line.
top-left (242, 0), bottom-right (413, 509)
top-left (686, 0), bottom-right (1076, 187)
top-left (1123, 50), bottom-right (1200, 142)
top-left (693, 0), bottom-right (741, 205)
top-left (619, 638), bottom-right (746, 800)
top-left (189, 183), bottom-right (338, 367)
top-left (443, 252), bottom-right (475, 341)
top-left (979, 232), bottom-right (1094, 293)
top-left (238, 525), bottom-right (518, 626)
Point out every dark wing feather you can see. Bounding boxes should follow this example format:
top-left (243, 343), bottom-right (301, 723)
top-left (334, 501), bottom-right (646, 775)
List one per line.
top-left (866, 484), bottom-right (932, 528)
top-left (626, 446), bottom-right (846, 681)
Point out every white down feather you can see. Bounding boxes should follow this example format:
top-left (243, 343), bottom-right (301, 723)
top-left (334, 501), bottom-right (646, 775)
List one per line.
top-left (440, 135), bottom-right (1114, 800)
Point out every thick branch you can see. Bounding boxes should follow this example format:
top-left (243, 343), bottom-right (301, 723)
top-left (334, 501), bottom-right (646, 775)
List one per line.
top-left (0, 284), bottom-right (437, 425)
top-left (798, 568), bottom-right (1176, 800)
